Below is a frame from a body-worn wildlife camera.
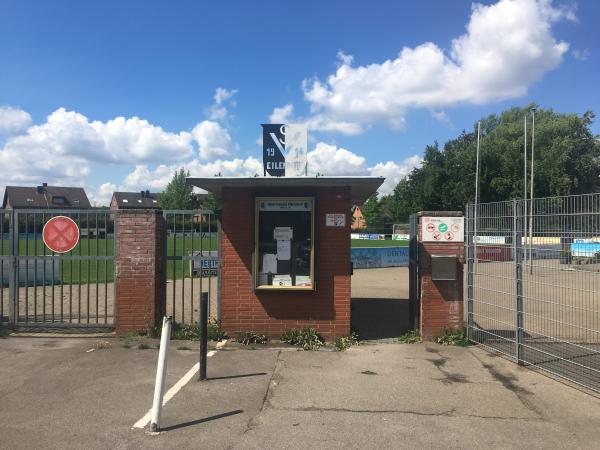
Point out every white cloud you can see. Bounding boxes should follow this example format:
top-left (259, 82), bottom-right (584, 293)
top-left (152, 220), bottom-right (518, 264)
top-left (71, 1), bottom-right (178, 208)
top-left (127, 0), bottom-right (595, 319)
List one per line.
top-left (208, 87), bottom-right (238, 121)
top-left (307, 142), bottom-right (422, 195)
top-left (367, 155), bottom-right (422, 194)
top-left (114, 157), bottom-right (263, 196)
top-left (301, 0), bottom-right (572, 134)
top-left (336, 51), bottom-right (354, 66)
top-left (269, 104), bottom-right (294, 123)
top-left (572, 48), bottom-right (590, 61)
top-left (192, 120), bottom-right (232, 160)
top-left (88, 182), bottom-right (117, 206)
top-left (0, 106), bottom-right (32, 135)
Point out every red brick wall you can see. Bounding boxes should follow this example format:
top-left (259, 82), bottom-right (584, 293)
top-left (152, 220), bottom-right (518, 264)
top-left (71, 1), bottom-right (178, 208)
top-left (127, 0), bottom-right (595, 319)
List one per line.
top-left (114, 210), bottom-right (166, 334)
top-left (417, 213), bottom-right (464, 340)
top-left (220, 186), bottom-right (351, 341)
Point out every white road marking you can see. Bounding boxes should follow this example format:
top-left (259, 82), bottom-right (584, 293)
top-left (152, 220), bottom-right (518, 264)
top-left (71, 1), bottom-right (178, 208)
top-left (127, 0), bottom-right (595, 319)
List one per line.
top-left (132, 340), bottom-right (227, 429)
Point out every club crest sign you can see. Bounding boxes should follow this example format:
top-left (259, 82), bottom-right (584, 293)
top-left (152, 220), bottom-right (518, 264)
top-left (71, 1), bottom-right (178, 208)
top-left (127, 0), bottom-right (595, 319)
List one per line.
top-left (261, 124), bottom-right (307, 177)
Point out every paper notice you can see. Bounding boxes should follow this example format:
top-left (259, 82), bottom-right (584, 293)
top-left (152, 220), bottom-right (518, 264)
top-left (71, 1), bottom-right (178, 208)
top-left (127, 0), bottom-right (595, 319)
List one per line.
top-left (272, 275), bottom-right (292, 286)
top-left (277, 240), bottom-right (291, 260)
top-left (262, 253), bottom-right (277, 274)
top-left (274, 227), bottom-right (293, 241)
top-left (295, 275), bottom-right (311, 286)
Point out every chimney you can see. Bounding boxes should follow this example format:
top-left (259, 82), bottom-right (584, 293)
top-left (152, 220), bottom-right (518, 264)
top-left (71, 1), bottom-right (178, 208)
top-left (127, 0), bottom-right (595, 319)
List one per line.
top-left (140, 190), bottom-right (145, 198)
top-left (145, 190), bottom-right (150, 198)
top-left (37, 183), bottom-right (48, 194)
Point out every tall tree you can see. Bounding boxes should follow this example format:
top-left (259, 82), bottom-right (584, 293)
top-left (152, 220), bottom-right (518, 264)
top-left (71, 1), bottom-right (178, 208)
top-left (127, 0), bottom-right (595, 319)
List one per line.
top-left (384, 105), bottom-right (600, 221)
top-left (159, 168), bottom-right (197, 210)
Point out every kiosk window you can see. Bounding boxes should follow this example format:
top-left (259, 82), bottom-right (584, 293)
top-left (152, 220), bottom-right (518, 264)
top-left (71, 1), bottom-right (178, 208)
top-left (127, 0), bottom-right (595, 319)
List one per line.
top-left (255, 197), bottom-right (314, 290)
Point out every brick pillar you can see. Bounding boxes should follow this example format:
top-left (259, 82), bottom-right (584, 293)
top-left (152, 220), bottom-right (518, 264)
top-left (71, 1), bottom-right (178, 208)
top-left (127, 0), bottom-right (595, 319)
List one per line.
top-left (418, 212), bottom-right (464, 341)
top-left (115, 210), bottom-right (166, 334)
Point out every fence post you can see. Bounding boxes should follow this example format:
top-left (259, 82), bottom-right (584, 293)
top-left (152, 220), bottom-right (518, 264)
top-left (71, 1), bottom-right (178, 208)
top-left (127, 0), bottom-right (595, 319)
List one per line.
top-left (466, 204), bottom-right (474, 341)
top-left (199, 292), bottom-right (208, 381)
top-left (514, 200), bottom-right (524, 365)
top-left (8, 210), bottom-right (17, 327)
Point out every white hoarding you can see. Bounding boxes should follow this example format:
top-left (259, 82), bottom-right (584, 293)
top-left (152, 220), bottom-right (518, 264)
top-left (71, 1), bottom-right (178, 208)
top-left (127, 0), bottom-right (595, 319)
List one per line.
top-left (421, 216), bottom-right (464, 242)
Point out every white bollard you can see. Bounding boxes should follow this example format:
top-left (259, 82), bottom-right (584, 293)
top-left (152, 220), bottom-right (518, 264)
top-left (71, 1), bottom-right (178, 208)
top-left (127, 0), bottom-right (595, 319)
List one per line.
top-left (150, 316), bottom-right (172, 432)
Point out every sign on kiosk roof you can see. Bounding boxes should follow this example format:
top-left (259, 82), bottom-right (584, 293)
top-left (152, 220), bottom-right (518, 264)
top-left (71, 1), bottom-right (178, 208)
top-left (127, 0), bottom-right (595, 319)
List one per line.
top-left (421, 216), bottom-right (464, 242)
top-left (42, 216), bottom-right (80, 253)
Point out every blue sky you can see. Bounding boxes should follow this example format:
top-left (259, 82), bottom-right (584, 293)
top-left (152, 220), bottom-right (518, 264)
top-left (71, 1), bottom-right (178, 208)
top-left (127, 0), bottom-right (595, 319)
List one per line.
top-left (0, 0), bottom-right (598, 204)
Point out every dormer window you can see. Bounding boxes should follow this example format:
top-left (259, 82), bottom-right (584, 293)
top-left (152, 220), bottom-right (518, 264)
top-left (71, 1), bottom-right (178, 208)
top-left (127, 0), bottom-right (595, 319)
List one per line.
top-left (51, 196), bottom-right (67, 205)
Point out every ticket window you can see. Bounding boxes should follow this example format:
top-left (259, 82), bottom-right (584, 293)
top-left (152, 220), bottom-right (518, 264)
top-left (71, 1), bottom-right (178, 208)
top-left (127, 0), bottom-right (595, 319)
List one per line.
top-left (255, 197), bottom-right (315, 290)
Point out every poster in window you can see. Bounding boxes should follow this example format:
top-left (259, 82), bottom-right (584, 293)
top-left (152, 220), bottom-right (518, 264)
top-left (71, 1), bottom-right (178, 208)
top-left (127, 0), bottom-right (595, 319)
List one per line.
top-left (255, 197), bottom-right (314, 290)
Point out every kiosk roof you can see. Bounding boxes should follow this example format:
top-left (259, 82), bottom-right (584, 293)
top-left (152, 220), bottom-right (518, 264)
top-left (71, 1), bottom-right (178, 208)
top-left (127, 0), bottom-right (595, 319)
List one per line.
top-left (187, 176), bottom-right (384, 205)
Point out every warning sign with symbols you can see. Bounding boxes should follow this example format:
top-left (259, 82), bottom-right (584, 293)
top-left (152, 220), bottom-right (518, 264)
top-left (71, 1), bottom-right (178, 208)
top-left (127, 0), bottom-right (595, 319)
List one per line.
top-left (421, 217), bottom-right (464, 242)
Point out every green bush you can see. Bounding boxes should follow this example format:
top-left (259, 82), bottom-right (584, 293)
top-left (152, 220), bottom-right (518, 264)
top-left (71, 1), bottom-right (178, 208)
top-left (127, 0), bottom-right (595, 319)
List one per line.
top-left (281, 328), bottom-right (324, 351)
top-left (236, 331), bottom-right (269, 345)
top-left (168, 319), bottom-right (228, 341)
top-left (435, 329), bottom-right (469, 346)
top-left (398, 330), bottom-right (420, 344)
top-left (334, 332), bottom-right (359, 351)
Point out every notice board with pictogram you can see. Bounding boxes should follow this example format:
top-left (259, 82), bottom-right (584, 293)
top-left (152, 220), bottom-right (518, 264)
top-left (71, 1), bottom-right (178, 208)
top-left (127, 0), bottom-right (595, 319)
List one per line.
top-left (421, 216), bottom-right (464, 242)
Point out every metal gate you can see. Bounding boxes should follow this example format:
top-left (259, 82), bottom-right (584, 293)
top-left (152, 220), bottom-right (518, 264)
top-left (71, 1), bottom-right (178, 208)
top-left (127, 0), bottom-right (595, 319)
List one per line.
top-left (408, 213), bottom-right (420, 330)
top-left (466, 194), bottom-right (600, 393)
top-left (1, 209), bottom-right (115, 330)
top-left (163, 210), bottom-right (220, 325)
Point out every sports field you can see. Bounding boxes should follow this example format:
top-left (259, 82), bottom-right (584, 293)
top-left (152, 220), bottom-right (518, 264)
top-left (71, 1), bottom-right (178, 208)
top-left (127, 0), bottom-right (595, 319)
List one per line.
top-left (350, 239), bottom-right (408, 248)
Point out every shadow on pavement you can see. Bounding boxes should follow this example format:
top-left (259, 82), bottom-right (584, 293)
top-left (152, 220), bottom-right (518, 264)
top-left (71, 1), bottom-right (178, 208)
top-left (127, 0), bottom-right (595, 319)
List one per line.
top-left (208, 372), bottom-right (267, 381)
top-left (351, 298), bottom-right (410, 340)
top-left (160, 410), bottom-right (244, 432)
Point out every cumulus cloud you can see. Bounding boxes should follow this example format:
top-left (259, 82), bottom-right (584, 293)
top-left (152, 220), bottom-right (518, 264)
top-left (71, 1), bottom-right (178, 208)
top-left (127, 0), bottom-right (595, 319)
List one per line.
top-left (192, 120), bottom-right (233, 160)
top-left (0, 106), bottom-right (32, 135)
top-left (208, 87), bottom-right (238, 121)
top-left (269, 104), bottom-right (294, 123)
top-left (307, 142), bottom-right (421, 195)
top-left (115, 157), bottom-right (263, 195)
top-left (301, 0), bottom-right (572, 134)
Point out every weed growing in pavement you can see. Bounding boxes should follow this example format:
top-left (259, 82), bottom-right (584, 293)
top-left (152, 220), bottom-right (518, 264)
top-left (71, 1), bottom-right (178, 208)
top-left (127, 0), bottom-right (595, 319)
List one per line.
top-left (435, 329), bottom-right (470, 346)
top-left (137, 342), bottom-right (151, 350)
top-left (334, 332), bottom-right (359, 351)
top-left (398, 330), bottom-right (421, 344)
top-left (159, 319), bottom-right (228, 342)
top-left (236, 331), bottom-right (269, 345)
top-left (177, 346), bottom-right (191, 351)
top-left (281, 328), bottom-right (324, 351)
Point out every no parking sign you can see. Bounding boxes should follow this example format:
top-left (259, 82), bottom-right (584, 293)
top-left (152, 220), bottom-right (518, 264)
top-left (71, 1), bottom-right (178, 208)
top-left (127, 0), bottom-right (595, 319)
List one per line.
top-left (421, 217), bottom-right (464, 242)
top-left (42, 216), bottom-right (80, 253)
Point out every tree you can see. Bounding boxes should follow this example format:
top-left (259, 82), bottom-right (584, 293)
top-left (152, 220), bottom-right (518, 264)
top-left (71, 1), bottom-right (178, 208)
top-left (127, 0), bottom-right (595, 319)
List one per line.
top-left (159, 168), bottom-right (197, 210)
top-left (383, 105), bottom-right (600, 221)
top-left (201, 192), bottom-right (221, 211)
top-left (360, 194), bottom-right (382, 229)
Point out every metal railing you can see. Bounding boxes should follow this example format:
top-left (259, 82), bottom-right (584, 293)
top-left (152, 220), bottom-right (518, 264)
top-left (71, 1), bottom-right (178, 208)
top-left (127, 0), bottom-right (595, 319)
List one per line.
top-left (1, 209), bottom-right (115, 329)
top-left (466, 193), bottom-right (600, 393)
top-left (163, 210), bottom-right (220, 325)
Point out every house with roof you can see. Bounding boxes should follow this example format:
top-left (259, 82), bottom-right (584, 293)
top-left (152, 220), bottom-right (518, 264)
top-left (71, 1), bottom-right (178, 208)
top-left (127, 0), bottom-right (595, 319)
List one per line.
top-left (1, 183), bottom-right (91, 210)
top-left (110, 191), bottom-right (161, 210)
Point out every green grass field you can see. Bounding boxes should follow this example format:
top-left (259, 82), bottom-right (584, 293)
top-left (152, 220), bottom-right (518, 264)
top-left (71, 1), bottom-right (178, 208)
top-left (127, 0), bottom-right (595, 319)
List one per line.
top-left (2, 236), bottom-right (407, 284)
top-left (351, 239), bottom-right (409, 248)
top-left (1, 236), bottom-right (218, 284)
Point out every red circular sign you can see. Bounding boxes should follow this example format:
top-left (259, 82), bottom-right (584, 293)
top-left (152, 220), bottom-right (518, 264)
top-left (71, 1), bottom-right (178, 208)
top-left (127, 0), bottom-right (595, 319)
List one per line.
top-left (43, 216), bottom-right (80, 253)
top-left (426, 223), bottom-right (436, 232)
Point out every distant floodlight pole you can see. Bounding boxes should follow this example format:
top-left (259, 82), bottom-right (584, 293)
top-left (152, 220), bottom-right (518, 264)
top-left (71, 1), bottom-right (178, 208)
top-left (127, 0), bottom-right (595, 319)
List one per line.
top-left (529, 108), bottom-right (536, 275)
top-left (523, 115), bottom-right (528, 264)
top-left (474, 121), bottom-right (481, 264)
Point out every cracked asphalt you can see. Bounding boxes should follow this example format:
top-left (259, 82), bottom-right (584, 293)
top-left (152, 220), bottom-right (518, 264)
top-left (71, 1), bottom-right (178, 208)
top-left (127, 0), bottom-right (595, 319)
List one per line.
top-left (1, 336), bottom-right (600, 449)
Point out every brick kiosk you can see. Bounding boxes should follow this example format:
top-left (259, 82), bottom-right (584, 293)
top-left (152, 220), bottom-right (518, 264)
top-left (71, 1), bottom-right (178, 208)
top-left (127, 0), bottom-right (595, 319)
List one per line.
top-left (417, 211), bottom-right (465, 340)
top-left (188, 177), bottom-right (383, 341)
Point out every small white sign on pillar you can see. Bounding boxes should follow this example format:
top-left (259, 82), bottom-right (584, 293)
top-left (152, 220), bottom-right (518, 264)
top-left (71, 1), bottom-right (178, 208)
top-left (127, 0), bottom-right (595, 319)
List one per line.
top-left (326, 213), bottom-right (346, 227)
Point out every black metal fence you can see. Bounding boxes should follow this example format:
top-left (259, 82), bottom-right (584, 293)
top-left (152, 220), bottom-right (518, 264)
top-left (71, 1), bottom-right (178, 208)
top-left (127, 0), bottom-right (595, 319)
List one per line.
top-left (1, 209), bottom-right (115, 330)
top-left (163, 210), bottom-right (220, 325)
top-left (466, 193), bottom-right (600, 393)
